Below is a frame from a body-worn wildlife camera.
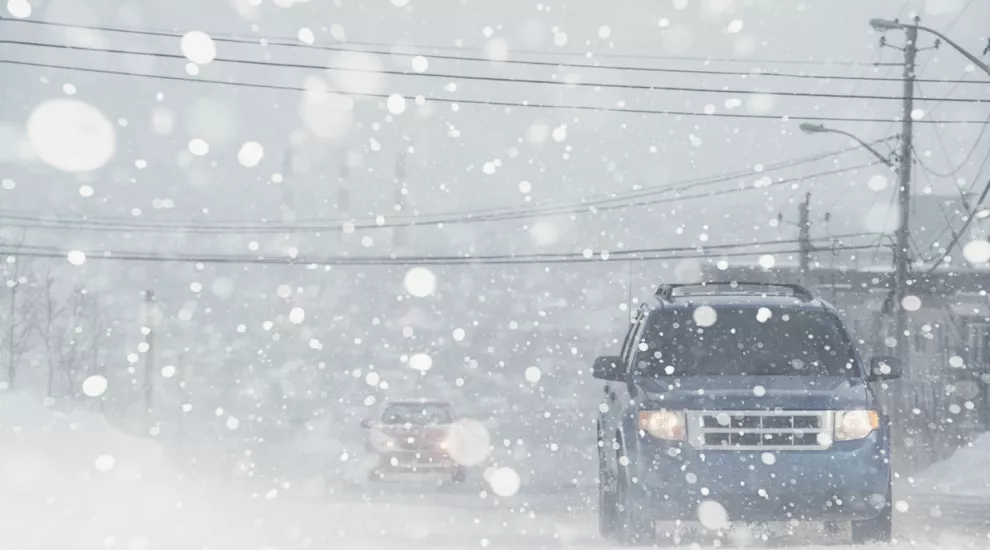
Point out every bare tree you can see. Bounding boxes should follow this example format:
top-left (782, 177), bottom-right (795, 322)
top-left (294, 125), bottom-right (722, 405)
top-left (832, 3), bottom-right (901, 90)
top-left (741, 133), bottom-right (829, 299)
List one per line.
top-left (33, 267), bottom-right (86, 399)
top-left (83, 292), bottom-right (111, 408)
top-left (0, 243), bottom-right (36, 389)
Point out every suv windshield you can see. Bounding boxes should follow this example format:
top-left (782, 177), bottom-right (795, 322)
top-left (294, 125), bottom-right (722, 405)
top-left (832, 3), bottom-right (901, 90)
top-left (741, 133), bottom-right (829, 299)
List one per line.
top-left (634, 307), bottom-right (857, 377)
top-left (381, 404), bottom-right (453, 425)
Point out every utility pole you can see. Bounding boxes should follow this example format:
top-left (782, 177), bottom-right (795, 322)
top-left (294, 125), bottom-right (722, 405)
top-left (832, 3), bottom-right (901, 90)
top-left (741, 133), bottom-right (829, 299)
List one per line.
top-left (778, 194), bottom-right (813, 286)
top-left (893, 20), bottom-right (918, 369)
top-left (798, 192), bottom-right (811, 283)
top-left (177, 351), bottom-right (187, 453)
top-left (336, 148), bottom-right (350, 245)
top-left (143, 289), bottom-right (155, 414)
top-left (393, 148), bottom-right (408, 248)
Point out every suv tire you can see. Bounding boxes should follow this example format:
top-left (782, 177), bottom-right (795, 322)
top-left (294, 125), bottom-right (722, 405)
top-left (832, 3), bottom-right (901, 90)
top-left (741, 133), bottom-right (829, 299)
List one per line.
top-left (598, 447), bottom-right (618, 540)
top-left (851, 483), bottom-right (893, 544)
top-left (615, 455), bottom-right (654, 546)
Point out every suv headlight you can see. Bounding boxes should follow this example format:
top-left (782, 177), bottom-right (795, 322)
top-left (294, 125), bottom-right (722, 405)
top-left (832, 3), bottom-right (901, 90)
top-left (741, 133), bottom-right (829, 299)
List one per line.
top-left (638, 410), bottom-right (686, 441)
top-left (834, 410), bottom-right (880, 441)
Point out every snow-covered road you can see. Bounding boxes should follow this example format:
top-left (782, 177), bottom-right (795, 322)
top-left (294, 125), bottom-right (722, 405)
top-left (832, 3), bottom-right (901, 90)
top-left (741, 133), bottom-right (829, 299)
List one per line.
top-left (1, 394), bottom-right (987, 549)
top-left (190, 483), bottom-right (989, 550)
top-left (2, 463), bottom-right (987, 550)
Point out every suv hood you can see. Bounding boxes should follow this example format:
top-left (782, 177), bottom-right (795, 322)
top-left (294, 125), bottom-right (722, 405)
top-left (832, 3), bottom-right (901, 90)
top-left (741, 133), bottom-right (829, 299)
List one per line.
top-left (637, 375), bottom-right (871, 410)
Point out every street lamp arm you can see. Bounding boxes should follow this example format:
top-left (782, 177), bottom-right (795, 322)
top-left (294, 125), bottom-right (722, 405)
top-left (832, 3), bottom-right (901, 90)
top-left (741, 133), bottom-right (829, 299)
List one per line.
top-left (828, 128), bottom-right (897, 169)
top-left (915, 24), bottom-right (990, 77)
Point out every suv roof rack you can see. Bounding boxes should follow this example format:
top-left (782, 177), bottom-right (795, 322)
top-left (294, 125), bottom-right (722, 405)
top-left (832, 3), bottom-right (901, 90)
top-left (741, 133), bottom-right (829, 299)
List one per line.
top-left (655, 281), bottom-right (815, 302)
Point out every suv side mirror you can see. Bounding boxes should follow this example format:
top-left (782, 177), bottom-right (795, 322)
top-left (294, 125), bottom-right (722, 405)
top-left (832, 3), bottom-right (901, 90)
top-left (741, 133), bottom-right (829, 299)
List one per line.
top-left (867, 356), bottom-right (902, 381)
top-left (593, 356), bottom-right (626, 382)
top-left (360, 418), bottom-right (373, 429)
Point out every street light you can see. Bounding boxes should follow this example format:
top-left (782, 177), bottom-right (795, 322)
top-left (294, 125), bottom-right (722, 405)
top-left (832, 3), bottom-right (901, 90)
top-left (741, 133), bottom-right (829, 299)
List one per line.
top-left (869, 18), bottom-right (990, 77)
top-left (798, 123), bottom-right (897, 169)
top-left (869, 18), bottom-right (902, 32)
top-left (798, 123), bottom-right (828, 134)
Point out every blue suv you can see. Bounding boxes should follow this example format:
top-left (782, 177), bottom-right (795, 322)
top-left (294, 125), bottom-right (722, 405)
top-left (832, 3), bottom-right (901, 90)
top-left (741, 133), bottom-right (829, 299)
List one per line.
top-left (594, 282), bottom-right (900, 545)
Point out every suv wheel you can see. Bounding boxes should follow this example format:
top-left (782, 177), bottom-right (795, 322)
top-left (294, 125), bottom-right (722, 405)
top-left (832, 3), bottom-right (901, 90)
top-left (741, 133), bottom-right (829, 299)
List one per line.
top-left (598, 447), bottom-right (618, 540)
top-left (615, 456), bottom-right (654, 546)
top-left (850, 483), bottom-right (893, 544)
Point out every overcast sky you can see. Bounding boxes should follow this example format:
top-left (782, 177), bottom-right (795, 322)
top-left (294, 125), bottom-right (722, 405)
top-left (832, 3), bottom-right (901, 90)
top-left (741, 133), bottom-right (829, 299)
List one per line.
top-left (1, 0), bottom-right (986, 259)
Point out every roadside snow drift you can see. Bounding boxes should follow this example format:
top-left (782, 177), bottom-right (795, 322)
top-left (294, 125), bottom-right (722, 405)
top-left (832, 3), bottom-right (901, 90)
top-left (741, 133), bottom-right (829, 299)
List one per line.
top-left (0, 394), bottom-right (271, 549)
top-left (0, 394), bottom-right (577, 549)
top-left (914, 433), bottom-right (990, 497)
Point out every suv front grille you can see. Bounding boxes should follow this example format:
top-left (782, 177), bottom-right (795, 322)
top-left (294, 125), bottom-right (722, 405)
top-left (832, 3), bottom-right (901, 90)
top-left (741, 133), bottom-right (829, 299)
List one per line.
top-left (687, 411), bottom-right (832, 451)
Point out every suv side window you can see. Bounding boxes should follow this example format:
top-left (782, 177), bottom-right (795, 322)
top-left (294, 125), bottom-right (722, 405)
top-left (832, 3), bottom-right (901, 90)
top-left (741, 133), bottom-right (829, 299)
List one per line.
top-left (620, 310), bottom-right (647, 365)
top-left (626, 318), bottom-right (648, 372)
top-left (619, 320), bottom-right (638, 363)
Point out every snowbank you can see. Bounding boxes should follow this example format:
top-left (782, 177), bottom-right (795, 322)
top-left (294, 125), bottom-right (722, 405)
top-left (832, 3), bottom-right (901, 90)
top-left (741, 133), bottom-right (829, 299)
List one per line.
top-left (0, 393), bottom-right (277, 549)
top-left (0, 394), bottom-right (165, 489)
top-left (913, 432), bottom-right (990, 498)
top-left (0, 393), bottom-right (576, 549)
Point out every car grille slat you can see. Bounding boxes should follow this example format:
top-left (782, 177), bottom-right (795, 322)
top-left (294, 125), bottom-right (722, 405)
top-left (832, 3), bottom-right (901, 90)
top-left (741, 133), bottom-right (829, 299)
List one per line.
top-left (688, 411), bottom-right (832, 451)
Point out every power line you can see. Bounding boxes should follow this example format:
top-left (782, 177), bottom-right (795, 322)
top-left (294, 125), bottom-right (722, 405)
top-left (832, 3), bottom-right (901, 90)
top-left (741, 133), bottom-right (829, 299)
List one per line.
top-left (907, 0), bottom-right (987, 178)
top-left (817, 62), bottom-right (902, 215)
top-left (0, 163), bottom-right (883, 234)
top-left (6, 163), bottom-right (882, 233)
top-left (925, 71), bottom-right (972, 118)
top-left (919, 167), bottom-right (964, 254)
top-left (901, 12), bottom-right (984, 260)
top-left (2, 60), bottom-right (984, 125)
top-left (926, 175), bottom-right (990, 272)
top-left (1, 139), bottom-right (891, 228)
top-left (869, 188), bottom-right (899, 266)
top-left (2, 137), bottom-right (895, 229)
top-left (0, 241), bottom-right (878, 267)
top-left (919, 142), bottom-right (990, 258)
top-left (0, 16), bottom-right (903, 67)
top-left (0, 16), bottom-right (985, 85)
top-left (912, 112), bottom-right (990, 178)
top-left (944, 0), bottom-right (976, 33)
top-left (5, 234), bottom-right (873, 261)
top-left (963, 139), bottom-right (990, 196)
top-left (330, 39), bottom-right (880, 67)
top-left (4, 40), bottom-right (985, 105)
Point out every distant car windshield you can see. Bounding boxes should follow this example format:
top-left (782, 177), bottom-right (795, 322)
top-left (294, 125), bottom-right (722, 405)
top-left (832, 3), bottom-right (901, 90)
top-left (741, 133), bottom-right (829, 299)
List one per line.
top-left (381, 403), bottom-right (453, 425)
top-left (634, 307), bottom-right (856, 377)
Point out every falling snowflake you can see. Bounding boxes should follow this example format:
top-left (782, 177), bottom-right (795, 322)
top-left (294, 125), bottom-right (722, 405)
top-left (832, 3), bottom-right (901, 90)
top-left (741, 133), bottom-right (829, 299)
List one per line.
top-left (693, 306), bottom-right (717, 327)
top-left (94, 455), bottom-right (116, 472)
top-left (403, 267), bottom-right (437, 297)
top-left (81, 375), bottom-right (108, 398)
top-left (411, 55), bottom-right (429, 73)
top-left (237, 141), bottom-right (265, 167)
top-left (180, 31), bottom-right (217, 64)
top-left (288, 307), bottom-right (306, 324)
top-left (386, 94), bottom-right (407, 115)
top-left (67, 250), bottom-right (87, 266)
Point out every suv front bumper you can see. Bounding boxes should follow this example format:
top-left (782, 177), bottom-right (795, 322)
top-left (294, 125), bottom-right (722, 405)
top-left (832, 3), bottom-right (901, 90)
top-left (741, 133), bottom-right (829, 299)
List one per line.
top-left (626, 431), bottom-right (891, 523)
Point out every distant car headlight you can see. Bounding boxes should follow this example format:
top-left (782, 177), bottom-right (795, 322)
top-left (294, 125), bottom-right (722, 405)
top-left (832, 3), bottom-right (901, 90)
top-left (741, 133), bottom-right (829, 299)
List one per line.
top-left (834, 410), bottom-right (879, 441)
top-left (369, 431), bottom-right (397, 451)
top-left (638, 410), bottom-right (686, 441)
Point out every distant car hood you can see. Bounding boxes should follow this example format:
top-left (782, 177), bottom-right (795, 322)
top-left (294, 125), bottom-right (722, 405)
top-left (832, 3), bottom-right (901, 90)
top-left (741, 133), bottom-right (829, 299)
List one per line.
top-left (637, 375), bottom-right (871, 410)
